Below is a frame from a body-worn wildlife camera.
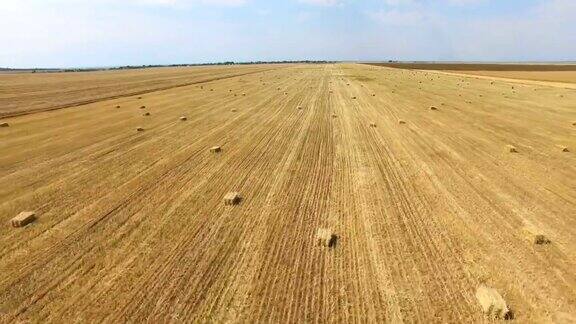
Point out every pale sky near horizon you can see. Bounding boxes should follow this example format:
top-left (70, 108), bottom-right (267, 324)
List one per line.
top-left (0, 0), bottom-right (575, 68)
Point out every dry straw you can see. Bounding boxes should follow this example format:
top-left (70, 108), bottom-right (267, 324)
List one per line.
top-left (224, 192), bottom-right (241, 205)
top-left (316, 228), bottom-right (337, 248)
top-left (534, 234), bottom-right (551, 245)
top-left (11, 211), bottom-right (36, 228)
top-left (507, 145), bottom-right (518, 153)
top-left (210, 146), bottom-right (222, 153)
top-left (475, 284), bottom-right (510, 319)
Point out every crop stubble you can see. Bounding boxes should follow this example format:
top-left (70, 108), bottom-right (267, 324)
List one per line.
top-left (0, 64), bottom-right (575, 322)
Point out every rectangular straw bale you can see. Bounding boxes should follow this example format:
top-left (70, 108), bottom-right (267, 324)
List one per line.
top-left (224, 192), bottom-right (241, 205)
top-left (11, 211), bottom-right (36, 228)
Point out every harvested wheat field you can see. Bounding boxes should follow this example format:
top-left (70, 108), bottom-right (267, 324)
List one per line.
top-left (0, 63), bottom-right (575, 323)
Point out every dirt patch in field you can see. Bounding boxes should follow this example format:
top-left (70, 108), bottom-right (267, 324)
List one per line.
top-left (365, 62), bottom-right (576, 72)
top-left (448, 70), bottom-right (576, 84)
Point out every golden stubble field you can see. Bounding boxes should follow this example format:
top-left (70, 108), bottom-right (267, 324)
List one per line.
top-left (0, 64), bottom-right (575, 323)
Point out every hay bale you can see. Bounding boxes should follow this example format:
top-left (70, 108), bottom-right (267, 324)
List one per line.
top-left (136, 127), bottom-right (144, 132)
top-left (475, 284), bottom-right (510, 319)
top-left (522, 226), bottom-right (545, 245)
top-left (224, 192), bottom-right (241, 205)
top-left (398, 120), bottom-right (406, 125)
top-left (534, 234), bottom-right (551, 245)
top-left (561, 146), bottom-right (569, 152)
top-left (231, 108), bottom-right (237, 112)
top-left (372, 94), bottom-right (376, 97)
top-left (143, 112), bottom-right (150, 116)
top-left (507, 145), bottom-right (518, 153)
top-left (11, 211), bottom-right (36, 228)
top-left (116, 105), bottom-right (121, 108)
top-left (369, 123), bottom-right (377, 128)
top-left (140, 105), bottom-right (146, 109)
top-left (297, 106), bottom-right (303, 110)
top-left (316, 228), bottom-right (337, 247)
top-left (352, 96), bottom-right (357, 100)
top-left (242, 93), bottom-right (246, 96)
top-left (430, 106), bottom-right (438, 111)
top-left (0, 122), bottom-right (9, 127)
top-left (210, 146), bottom-right (222, 153)
top-left (210, 89), bottom-right (214, 91)
top-left (138, 96), bottom-right (143, 99)
top-left (180, 116), bottom-right (187, 121)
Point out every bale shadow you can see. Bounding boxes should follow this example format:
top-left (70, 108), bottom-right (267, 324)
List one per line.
top-left (328, 234), bottom-right (338, 248)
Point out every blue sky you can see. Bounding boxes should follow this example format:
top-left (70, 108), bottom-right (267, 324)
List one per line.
top-left (0, 0), bottom-right (574, 68)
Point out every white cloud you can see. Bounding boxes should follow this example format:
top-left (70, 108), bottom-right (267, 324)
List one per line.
top-left (444, 0), bottom-right (486, 5)
top-left (383, 0), bottom-right (415, 6)
top-left (365, 0), bottom-right (576, 61)
top-left (298, 0), bottom-right (341, 6)
top-left (0, 0), bottom-right (249, 9)
top-left (448, 0), bottom-right (576, 60)
top-left (1, 0), bottom-right (574, 67)
top-left (383, 0), bottom-right (486, 7)
top-left (368, 9), bottom-right (427, 26)
top-left (0, 0), bottom-right (251, 68)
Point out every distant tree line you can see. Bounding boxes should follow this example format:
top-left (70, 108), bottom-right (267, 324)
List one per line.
top-left (106, 60), bottom-right (335, 71)
top-left (1, 60), bottom-right (335, 73)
